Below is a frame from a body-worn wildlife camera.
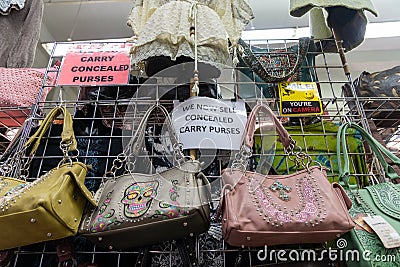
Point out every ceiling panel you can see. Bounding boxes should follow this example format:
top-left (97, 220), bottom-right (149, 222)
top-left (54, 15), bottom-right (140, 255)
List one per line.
top-left (36, 0), bottom-right (400, 73)
top-left (43, 1), bottom-right (133, 42)
top-left (247, 0), bottom-right (309, 30)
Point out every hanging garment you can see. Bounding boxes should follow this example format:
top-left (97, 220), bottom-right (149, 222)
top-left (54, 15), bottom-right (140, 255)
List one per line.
top-left (289, 0), bottom-right (378, 52)
top-left (128, 0), bottom-right (254, 76)
top-left (0, 0), bottom-right (43, 67)
top-left (0, 0), bottom-right (25, 15)
top-left (128, 0), bottom-right (253, 48)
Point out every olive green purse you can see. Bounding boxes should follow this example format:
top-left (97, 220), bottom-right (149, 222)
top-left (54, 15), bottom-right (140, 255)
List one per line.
top-left (0, 106), bottom-right (97, 250)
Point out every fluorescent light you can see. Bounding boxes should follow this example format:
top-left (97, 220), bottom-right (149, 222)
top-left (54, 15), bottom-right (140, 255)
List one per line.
top-left (242, 21), bottom-right (400, 44)
top-left (42, 39), bottom-right (132, 57)
top-left (42, 21), bottom-right (400, 55)
top-left (241, 27), bottom-right (310, 41)
top-left (365, 21), bottom-right (400, 39)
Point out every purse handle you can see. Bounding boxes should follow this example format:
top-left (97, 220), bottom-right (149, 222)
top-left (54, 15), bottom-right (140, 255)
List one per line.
top-left (242, 103), bottom-right (292, 149)
top-left (231, 103), bottom-right (296, 170)
top-left (24, 106), bottom-right (77, 156)
top-left (4, 106), bottom-right (77, 178)
top-left (238, 37), bottom-right (311, 83)
top-left (124, 104), bottom-right (182, 158)
top-left (337, 122), bottom-right (400, 187)
top-left (105, 104), bottom-right (185, 177)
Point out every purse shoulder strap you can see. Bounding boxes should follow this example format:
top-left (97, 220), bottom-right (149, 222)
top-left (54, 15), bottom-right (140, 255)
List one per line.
top-left (337, 122), bottom-right (400, 187)
top-left (242, 103), bottom-right (292, 149)
top-left (105, 104), bottom-right (186, 178)
top-left (368, 120), bottom-right (400, 177)
top-left (23, 106), bottom-right (77, 156)
top-left (231, 103), bottom-right (294, 170)
top-left (125, 104), bottom-right (181, 158)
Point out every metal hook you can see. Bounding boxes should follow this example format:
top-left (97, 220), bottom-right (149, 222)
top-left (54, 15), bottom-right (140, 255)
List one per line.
top-left (256, 99), bottom-right (264, 106)
top-left (368, 171), bottom-right (379, 186)
top-left (57, 87), bottom-right (67, 108)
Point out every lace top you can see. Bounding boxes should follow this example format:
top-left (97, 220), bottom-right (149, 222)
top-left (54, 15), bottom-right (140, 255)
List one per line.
top-left (127, 0), bottom-right (254, 46)
top-left (129, 1), bottom-right (230, 72)
top-left (128, 0), bottom-right (253, 74)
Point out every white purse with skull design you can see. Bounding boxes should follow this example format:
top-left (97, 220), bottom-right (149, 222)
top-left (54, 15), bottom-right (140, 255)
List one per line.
top-left (78, 104), bottom-right (211, 250)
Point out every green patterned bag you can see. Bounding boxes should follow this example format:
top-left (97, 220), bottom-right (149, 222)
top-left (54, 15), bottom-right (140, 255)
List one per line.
top-left (338, 122), bottom-right (400, 267)
top-left (254, 120), bottom-right (368, 184)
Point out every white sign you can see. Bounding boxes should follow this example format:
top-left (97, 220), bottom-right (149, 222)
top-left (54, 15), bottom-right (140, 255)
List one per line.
top-left (172, 97), bottom-right (247, 150)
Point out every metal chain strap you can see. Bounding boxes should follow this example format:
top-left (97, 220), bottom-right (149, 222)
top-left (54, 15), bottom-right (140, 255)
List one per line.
top-left (57, 139), bottom-right (79, 168)
top-left (231, 145), bottom-right (253, 172)
top-left (284, 138), bottom-right (322, 172)
top-left (173, 143), bottom-right (186, 164)
top-left (103, 153), bottom-right (127, 179)
top-left (0, 161), bottom-right (13, 176)
top-left (103, 104), bottom-right (187, 180)
top-left (0, 147), bottom-right (32, 180)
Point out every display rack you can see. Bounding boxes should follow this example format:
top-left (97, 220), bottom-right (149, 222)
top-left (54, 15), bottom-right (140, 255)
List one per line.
top-left (1, 38), bottom-right (379, 267)
top-left (0, 65), bottom-right (58, 155)
top-left (357, 97), bottom-right (400, 158)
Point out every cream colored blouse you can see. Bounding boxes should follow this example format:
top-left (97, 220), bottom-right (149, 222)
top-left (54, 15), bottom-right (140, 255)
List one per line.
top-left (127, 0), bottom-right (254, 47)
top-left (127, 0), bottom-right (254, 72)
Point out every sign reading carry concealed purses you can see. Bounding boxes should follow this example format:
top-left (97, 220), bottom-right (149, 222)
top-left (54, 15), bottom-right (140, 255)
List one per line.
top-left (57, 52), bottom-right (130, 86)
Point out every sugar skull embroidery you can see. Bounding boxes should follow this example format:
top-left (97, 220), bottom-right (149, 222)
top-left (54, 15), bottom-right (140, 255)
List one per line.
top-left (90, 191), bottom-right (121, 233)
top-left (153, 180), bottom-right (184, 219)
top-left (121, 181), bottom-right (159, 218)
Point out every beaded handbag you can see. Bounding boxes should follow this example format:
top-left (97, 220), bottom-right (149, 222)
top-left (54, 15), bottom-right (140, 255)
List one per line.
top-left (337, 122), bottom-right (400, 267)
top-left (236, 37), bottom-right (315, 99)
top-left (219, 103), bottom-right (355, 247)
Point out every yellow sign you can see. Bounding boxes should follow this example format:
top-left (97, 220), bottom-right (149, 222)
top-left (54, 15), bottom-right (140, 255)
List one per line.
top-left (278, 82), bottom-right (323, 116)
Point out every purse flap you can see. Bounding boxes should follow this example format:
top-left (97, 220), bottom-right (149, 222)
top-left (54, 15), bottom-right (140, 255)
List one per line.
top-left (365, 183), bottom-right (400, 220)
top-left (67, 163), bottom-right (97, 207)
top-left (333, 182), bottom-right (352, 209)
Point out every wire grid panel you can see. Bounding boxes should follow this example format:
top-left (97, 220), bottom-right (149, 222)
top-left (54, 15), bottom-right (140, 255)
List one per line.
top-left (0, 66), bottom-right (57, 155)
top-left (5, 39), bottom-right (368, 267)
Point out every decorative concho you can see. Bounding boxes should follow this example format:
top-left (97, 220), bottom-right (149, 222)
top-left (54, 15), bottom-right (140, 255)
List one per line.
top-left (269, 180), bottom-right (292, 201)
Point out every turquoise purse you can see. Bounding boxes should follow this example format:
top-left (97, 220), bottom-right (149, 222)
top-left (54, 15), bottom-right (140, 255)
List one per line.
top-left (337, 122), bottom-right (400, 267)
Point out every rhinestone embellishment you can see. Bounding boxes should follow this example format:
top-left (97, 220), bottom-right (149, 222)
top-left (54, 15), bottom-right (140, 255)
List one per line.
top-left (269, 180), bottom-right (292, 201)
top-left (248, 171), bottom-right (325, 228)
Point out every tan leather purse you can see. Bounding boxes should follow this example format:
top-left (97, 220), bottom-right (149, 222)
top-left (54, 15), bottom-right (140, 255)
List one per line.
top-left (219, 103), bottom-right (355, 247)
top-left (79, 104), bottom-right (211, 250)
top-left (0, 106), bottom-right (97, 250)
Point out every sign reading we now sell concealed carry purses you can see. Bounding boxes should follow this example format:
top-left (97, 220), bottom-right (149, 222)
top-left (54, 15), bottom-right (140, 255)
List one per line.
top-left (172, 97), bottom-right (247, 150)
top-left (278, 82), bottom-right (323, 117)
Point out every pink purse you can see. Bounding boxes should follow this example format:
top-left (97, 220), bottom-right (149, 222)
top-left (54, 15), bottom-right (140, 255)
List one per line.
top-left (219, 103), bottom-right (355, 247)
